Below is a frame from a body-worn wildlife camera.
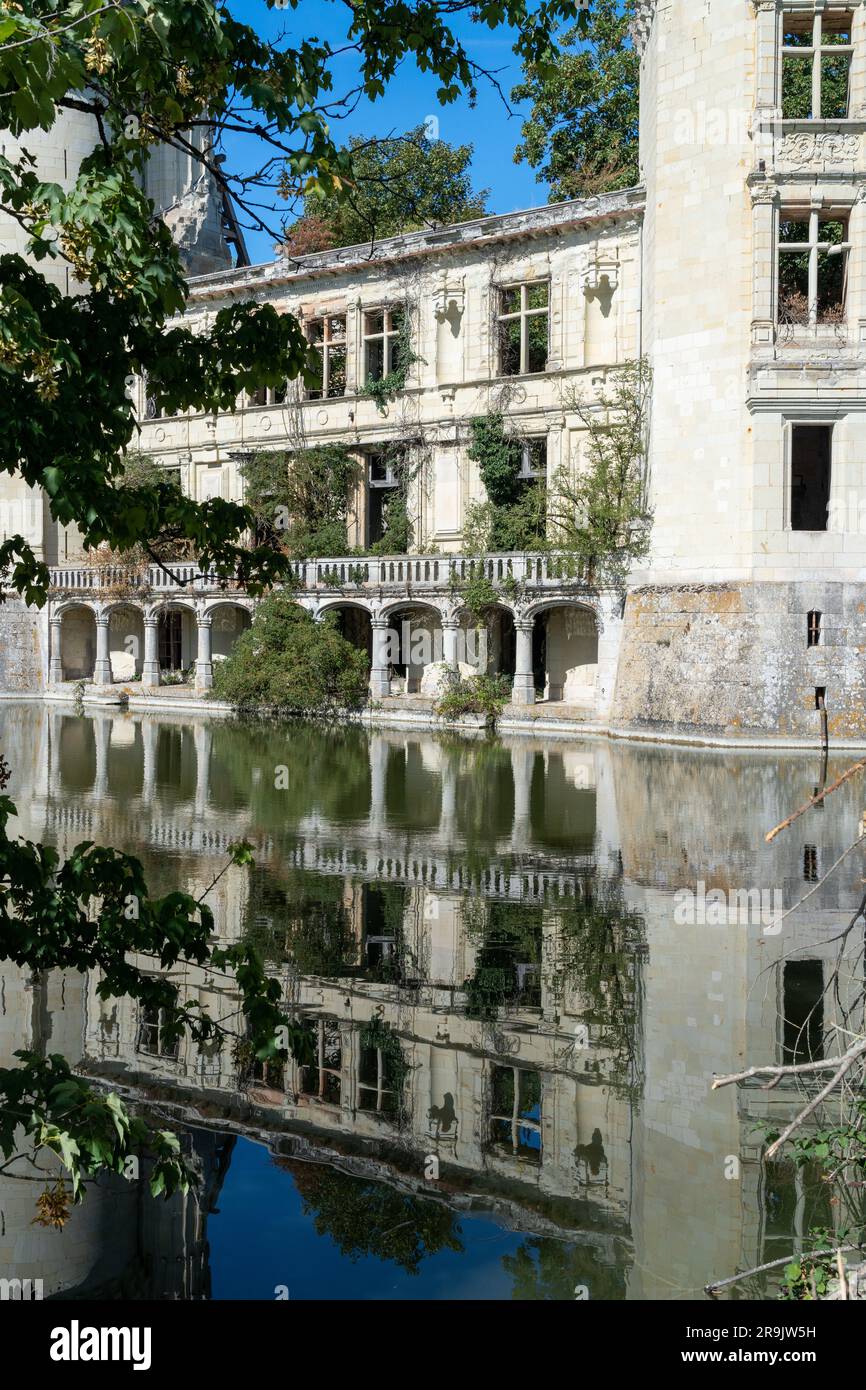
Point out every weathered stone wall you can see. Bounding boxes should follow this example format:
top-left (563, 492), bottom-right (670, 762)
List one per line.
top-left (0, 600), bottom-right (45, 692)
top-left (611, 580), bottom-right (866, 740)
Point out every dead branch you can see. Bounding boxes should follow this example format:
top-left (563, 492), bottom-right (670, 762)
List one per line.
top-left (704, 1243), bottom-right (864, 1297)
top-left (765, 757), bottom-right (866, 841)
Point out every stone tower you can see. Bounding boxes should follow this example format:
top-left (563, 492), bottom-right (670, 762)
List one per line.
top-left (612, 0), bottom-right (866, 740)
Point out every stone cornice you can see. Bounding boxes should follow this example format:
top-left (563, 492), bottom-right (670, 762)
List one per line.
top-left (186, 186), bottom-right (646, 302)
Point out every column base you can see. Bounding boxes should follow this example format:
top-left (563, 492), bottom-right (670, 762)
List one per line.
top-left (511, 675), bottom-right (536, 706)
top-left (195, 663), bottom-right (214, 692)
top-left (141, 664), bottom-right (161, 688)
top-left (93, 661), bottom-right (113, 685)
top-left (48, 662), bottom-right (63, 685)
top-left (369, 668), bottom-right (390, 698)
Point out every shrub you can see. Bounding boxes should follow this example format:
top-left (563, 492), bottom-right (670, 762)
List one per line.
top-left (434, 672), bottom-right (511, 725)
top-left (212, 594), bottom-right (369, 714)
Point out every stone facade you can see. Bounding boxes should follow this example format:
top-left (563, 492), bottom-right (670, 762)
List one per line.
top-left (7, 2), bottom-right (866, 739)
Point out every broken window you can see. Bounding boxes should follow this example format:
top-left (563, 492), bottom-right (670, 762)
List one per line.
top-left (247, 382), bottom-right (288, 407)
top-left (488, 1064), bottom-right (542, 1164)
top-left (137, 1005), bottom-right (179, 1059)
top-left (299, 1016), bottom-right (342, 1104)
top-left (778, 212), bottom-right (849, 328)
top-left (790, 424), bottom-right (831, 531)
top-left (518, 438), bottom-right (548, 480)
top-left (364, 306), bottom-right (405, 383)
top-left (366, 449), bottom-right (402, 547)
top-left (358, 1035), bottom-right (403, 1117)
top-left (307, 314), bottom-right (347, 398)
top-left (807, 609), bottom-right (822, 646)
top-left (803, 843), bottom-right (818, 881)
top-left (782, 959), bottom-right (824, 1063)
top-left (782, 9), bottom-right (853, 119)
top-left (497, 281), bottom-right (549, 375)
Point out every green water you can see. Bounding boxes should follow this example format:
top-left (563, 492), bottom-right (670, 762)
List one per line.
top-left (1, 704), bottom-right (862, 1299)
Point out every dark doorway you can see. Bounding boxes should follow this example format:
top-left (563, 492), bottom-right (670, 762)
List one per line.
top-left (159, 610), bottom-right (183, 671)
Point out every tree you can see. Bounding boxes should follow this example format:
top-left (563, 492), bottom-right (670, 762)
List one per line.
top-left (0, 0), bottom-right (590, 1214)
top-left (284, 125), bottom-right (489, 251)
top-left (551, 357), bottom-right (652, 585)
top-left (512, 0), bottom-right (639, 200)
top-left (241, 446), bottom-right (357, 558)
top-left (211, 594), bottom-right (370, 713)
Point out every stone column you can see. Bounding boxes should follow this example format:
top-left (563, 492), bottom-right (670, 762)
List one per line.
top-left (195, 613), bottom-right (213, 691)
top-left (511, 619), bottom-right (535, 706)
top-left (48, 617), bottom-right (63, 684)
top-left (94, 717), bottom-right (110, 798)
top-left (93, 614), bottom-right (113, 685)
top-left (441, 617), bottom-right (459, 669)
top-left (511, 744), bottom-right (533, 846)
top-left (368, 734), bottom-right (388, 828)
top-left (142, 615), bottom-right (160, 688)
top-left (194, 723), bottom-right (212, 817)
top-left (141, 719), bottom-right (157, 802)
top-left (369, 616), bottom-right (391, 698)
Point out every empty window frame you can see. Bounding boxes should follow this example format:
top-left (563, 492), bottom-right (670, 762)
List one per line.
top-left (497, 282), bottom-right (549, 376)
top-left (357, 1036), bottom-right (403, 1117)
top-left (488, 1064), bottom-right (542, 1164)
top-left (366, 449), bottom-right (401, 548)
top-left (247, 382), bottom-right (288, 407)
top-left (299, 1017), bottom-right (342, 1104)
top-left (782, 958), bottom-right (824, 1063)
top-left (307, 314), bottom-right (347, 398)
top-left (781, 8), bottom-right (853, 119)
top-left (518, 438), bottom-right (548, 480)
top-left (138, 1005), bottom-right (180, 1059)
top-left (364, 306), bottom-right (405, 383)
top-left (807, 609), bottom-right (822, 646)
top-left (790, 424), bottom-right (832, 531)
top-left (778, 211), bottom-right (850, 328)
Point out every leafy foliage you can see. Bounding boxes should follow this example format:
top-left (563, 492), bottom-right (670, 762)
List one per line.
top-left (286, 124), bottom-right (489, 249)
top-left (211, 593), bottom-right (370, 713)
top-left (512, 0), bottom-right (640, 200)
top-left (242, 446), bottom-right (357, 558)
top-left (466, 413), bottom-right (547, 551)
top-left (553, 357), bottom-right (653, 585)
top-left (435, 672), bottom-right (511, 725)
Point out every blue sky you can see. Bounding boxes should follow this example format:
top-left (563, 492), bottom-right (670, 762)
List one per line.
top-left (224, 0), bottom-right (553, 263)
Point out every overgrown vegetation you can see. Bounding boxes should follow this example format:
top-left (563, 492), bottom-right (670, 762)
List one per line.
top-left (434, 672), bottom-right (511, 725)
top-left (553, 357), bottom-right (653, 585)
top-left (212, 594), bottom-right (369, 714)
top-left (465, 412), bottom-right (547, 552)
top-left (242, 446), bottom-right (357, 559)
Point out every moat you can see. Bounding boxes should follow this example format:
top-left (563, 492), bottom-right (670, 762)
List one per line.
top-left (1, 704), bottom-right (862, 1300)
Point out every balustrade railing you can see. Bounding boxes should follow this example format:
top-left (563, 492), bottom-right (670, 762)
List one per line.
top-left (48, 551), bottom-right (586, 596)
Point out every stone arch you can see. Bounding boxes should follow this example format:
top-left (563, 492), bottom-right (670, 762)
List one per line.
top-left (520, 600), bottom-right (599, 705)
top-left (376, 601), bottom-right (445, 695)
top-left (204, 601), bottom-right (253, 664)
top-left (58, 603), bottom-right (97, 681)
top-left (449, 600), bottom-right (516, 679)
top-left (148, 600), bottom-right (197, 676)
top-left (318, 601), bottom-right (373, 666)
top-left (105, 603), bottom-right (145, 680)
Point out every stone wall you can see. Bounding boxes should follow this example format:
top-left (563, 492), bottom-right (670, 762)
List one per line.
top-left (611, 580), bottom-right (866, 740)
top-left (0, 600), bottom-right (45, 692)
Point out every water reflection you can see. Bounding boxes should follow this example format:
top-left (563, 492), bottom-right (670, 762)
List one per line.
top-left (1, 705), bottom-right (864, 1300)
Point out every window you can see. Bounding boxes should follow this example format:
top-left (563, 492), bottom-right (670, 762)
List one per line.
top-left (778, 212), bottom-right (849, 329)
top-left (364, 307), bottom-right (404, 383)
top-left (366, 450), bottom-right (401, 548)
top-left (803, 844), bottom-right (818, 881)
top-left (307, 314), bottom-right (347, 398)
top-left (517, 438), bottom-right (548, 480)
top-left (782, 959), bottom-right (824, 1063)
top-left (138, 1005), bottom-right (179, 1059)
top-left (807, 610), bottom-right (822, 646)
top-left (497, 282), bottom-right (549, 375)
top-left (488, 1064), bottom-right (542, 1164)
top-left (299, 1016), bottom-right (342, 1104)
top-left (782, 8), bottom-right (853, 119)
top-left (246, 382), bottom-right (288, 407)
top-left (790, 424), bottom-right (831, 531)
top-left (358, 1035), bottom-right (403, 1117)
top-left (158, 610), bottom-right (183, 671)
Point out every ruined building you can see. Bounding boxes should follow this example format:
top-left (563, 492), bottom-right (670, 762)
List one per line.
top-left (3, 0), bottom-right (866, 742)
